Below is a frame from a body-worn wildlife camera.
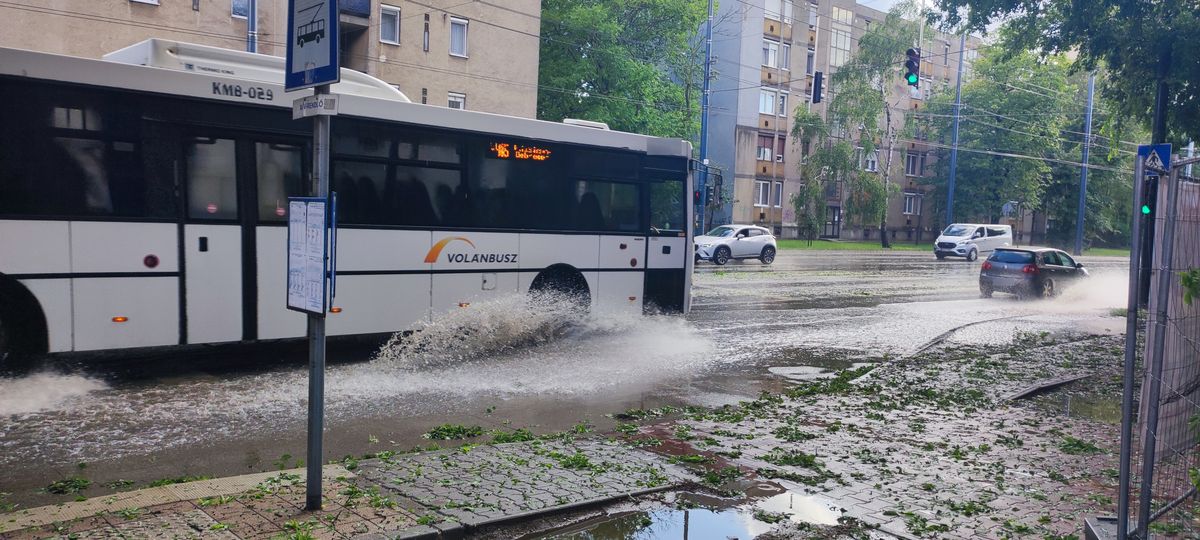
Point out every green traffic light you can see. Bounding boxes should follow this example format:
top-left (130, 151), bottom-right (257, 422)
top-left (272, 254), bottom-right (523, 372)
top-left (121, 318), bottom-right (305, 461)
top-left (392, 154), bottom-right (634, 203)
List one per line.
top-left (1142, 204), bottom-right (1151, 215)
top-left (906, 73), bottom-right (918, 84)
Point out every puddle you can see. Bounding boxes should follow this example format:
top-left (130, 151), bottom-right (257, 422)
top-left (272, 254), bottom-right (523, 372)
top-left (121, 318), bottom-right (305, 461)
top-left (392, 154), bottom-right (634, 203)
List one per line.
top-left (764, 347), bottom-right (877, 381)
top-left (536, 488), bottom-right (842, 539)
top-left (1028, 392), bottom-right (1123, 424)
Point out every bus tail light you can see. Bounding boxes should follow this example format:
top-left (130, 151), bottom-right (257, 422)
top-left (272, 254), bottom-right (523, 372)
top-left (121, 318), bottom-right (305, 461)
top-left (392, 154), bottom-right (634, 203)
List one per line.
top-left (112, 316), bottom-right (129, 323)
top-left (628, 296), bottom-right (637, 302)
top-left (458, 302), bottom-right (470, 308)
top-left (330, 307), bottom-right (343, 313)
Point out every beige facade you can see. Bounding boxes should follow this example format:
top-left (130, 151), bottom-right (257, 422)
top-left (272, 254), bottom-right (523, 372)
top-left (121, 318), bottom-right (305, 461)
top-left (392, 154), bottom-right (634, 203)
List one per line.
top-left (706, 0), bottom-right (978, 241)
top-left (0, 0), bottom-right (540, 118)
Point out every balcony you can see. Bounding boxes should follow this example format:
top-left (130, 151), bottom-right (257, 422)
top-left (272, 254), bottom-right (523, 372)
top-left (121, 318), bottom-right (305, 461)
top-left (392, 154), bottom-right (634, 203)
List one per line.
top-left (341, 0), bottom-right (370, 18)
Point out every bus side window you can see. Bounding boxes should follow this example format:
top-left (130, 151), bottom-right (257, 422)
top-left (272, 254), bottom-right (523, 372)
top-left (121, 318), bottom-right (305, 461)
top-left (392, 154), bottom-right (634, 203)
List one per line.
top-left (256, 142), bottom-right (305, 221)
top-left (185, 138), bottom-right (238, 220)
top-left (650, 180), bottom-right (685, 233)
top-left (0, 83), bottom-right (170, 219)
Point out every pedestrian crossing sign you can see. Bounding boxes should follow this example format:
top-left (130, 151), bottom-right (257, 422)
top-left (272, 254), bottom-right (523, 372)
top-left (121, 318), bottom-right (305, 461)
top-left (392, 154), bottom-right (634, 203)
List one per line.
top-left (1138, 143), bottom-right (1171, 171)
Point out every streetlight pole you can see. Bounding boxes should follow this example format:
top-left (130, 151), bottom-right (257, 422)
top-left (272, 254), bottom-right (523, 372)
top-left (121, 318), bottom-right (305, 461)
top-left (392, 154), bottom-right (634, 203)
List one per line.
top-left (1073, 73), bottom-right (1094, 256)
top-left (697, 0), bottom-right (713, 235)
top-left (945, 32), bottom-right (965, 226)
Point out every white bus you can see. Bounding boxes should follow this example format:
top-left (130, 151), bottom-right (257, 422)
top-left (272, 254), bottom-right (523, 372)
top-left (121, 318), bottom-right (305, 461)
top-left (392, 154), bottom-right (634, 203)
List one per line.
top-left (0, 40), bottom-right (693, 369)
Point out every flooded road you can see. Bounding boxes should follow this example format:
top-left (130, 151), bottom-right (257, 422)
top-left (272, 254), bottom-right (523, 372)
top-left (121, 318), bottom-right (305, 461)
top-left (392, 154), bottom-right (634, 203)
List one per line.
top-left (0, 250), bottom-right (1130, 507)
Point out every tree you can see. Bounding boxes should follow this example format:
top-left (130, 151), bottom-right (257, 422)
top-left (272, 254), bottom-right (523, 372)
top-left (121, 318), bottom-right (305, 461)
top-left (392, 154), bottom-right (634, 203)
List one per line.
top-left (791, 3), bottom-right (924, 247)
top-left (537, 0), bottom-right (709, 140)
top-left (921, 49), bottom-right (1137, 248)
top-left (928, 0), bottom-right (1200, 144)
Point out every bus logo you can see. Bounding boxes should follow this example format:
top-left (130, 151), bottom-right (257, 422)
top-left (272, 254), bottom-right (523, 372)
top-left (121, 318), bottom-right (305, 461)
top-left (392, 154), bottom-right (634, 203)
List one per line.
top-left (425, 237), bottom-right (476, 263)
top-left (425, 236), bottom-right (518, 264)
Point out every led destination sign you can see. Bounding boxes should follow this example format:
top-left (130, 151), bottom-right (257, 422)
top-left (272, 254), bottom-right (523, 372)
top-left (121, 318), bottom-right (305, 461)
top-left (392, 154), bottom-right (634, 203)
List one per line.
top-left (488, 142), bottom-right (552, 161)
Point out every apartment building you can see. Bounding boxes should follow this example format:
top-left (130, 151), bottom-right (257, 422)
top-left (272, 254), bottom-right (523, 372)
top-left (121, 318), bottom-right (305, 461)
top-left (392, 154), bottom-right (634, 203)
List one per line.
top-left (706, 0), bottom-right (979, 241)
top-left (0, 0), bottom-right (540, 118)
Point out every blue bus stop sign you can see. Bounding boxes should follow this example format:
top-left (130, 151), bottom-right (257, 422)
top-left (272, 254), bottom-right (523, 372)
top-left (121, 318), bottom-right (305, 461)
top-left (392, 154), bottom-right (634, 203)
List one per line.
top-left (285, 0), bottom-right (340, 91)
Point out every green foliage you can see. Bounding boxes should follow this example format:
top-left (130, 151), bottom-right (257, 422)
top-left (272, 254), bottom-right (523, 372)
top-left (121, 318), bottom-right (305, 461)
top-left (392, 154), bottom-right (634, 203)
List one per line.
top-left (1181, 269), bottom-right (1200, 305)
top-left (922, 49), bottom-right (1135, 248)
top-left (423, 424), bottom-right (484, 440)
top-left (45, 477), bottom-right (90, 495)
top-left (930, 0), bottom-right (1200, 144)
top-left (148, 475), bottom-right (210, 487)
top-left (537, 0), bottom-right (708, 140)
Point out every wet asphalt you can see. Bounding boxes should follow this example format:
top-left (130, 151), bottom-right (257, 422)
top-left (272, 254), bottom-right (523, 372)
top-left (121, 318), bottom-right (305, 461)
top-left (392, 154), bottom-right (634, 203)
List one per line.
top-left (0, 250), bottom-right (1131, 508)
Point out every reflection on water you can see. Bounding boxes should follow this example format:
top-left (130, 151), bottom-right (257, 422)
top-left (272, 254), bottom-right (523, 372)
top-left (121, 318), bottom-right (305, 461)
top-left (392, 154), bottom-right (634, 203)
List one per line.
top-left (537, 490), bottom-right (842, 539)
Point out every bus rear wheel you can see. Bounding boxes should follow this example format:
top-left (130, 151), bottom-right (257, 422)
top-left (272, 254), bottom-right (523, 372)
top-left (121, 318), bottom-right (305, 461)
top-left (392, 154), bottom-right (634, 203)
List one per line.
top-left (529, 265), bottom-right (591, 311)
top-left (0, 279), bottom-right (48, 374)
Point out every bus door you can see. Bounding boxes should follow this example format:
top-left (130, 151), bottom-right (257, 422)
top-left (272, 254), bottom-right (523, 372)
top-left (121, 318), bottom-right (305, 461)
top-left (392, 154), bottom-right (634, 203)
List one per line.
top-left (181, 134), bottom-right (307, 344)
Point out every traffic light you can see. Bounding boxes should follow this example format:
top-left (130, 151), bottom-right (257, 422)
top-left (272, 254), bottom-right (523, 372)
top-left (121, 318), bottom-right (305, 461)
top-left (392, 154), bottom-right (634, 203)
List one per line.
top-left (812, 71), bottom-right (824, 104)
top-left (694, 190), bottom-right (702, 205)
top-left (904, 48), bottom-right (920, 87)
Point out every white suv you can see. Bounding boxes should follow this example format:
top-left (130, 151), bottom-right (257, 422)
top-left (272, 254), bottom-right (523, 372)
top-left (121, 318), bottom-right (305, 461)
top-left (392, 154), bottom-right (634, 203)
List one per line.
top-left (694, 225), bottom-right (777, 265)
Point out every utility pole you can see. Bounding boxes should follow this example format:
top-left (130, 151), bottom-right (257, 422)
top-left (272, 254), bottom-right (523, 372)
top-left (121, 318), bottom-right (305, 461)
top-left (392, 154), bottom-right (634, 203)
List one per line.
top-left (1140, 42), bottom-right (1172, 306)
top-left (1073, 73), bottom-right (1094, 256)
top-left (945, 32), bottom-right (965, 226)
top-left (697, 0), bottom-right (713, 235)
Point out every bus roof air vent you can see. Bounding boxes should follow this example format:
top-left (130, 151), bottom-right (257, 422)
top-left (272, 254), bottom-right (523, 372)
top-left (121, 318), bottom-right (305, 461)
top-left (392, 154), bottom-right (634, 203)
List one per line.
top-left (562, 118), bottom-right (610, 130)
top-left (101, 39), bottom-right (410, 103)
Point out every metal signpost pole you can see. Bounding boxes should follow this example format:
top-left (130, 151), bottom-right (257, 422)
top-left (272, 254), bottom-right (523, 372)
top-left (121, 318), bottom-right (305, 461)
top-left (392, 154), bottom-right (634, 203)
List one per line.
top-left (1116, 156), bottom-right (1145, 539)
top-left (286, 0), bottom-right (339, 512)
top-left (697, 0), bottom-right (712, 235)
top-left (305, 84), bottom-right (331, 511)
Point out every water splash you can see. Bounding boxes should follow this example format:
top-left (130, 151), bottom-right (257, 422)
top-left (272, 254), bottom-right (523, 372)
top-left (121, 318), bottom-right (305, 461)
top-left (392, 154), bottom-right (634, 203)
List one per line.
top-left (0, 372), bottom-right (108, 415)
top-left (373, 291), bottom-right (588, 370)
top-left (0, 293), bottom-right (714, 466)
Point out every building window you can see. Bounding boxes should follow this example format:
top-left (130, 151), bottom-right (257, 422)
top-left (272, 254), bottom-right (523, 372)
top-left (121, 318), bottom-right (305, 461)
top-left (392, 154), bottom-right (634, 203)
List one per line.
top-left (944, 43), bottom-right (950, 66)
top-left (859, 148), bottom-right (878, 172)
top-left (449, 17), bottom-right (469, 57)
top-left (829, 7), bottom-right (852, 67)
top-left (805, 50), bottom-right (814, 74)
top-left (762, 40), bottom-right (779, 67)
top-left (764, 0), bottom-right (782, 21)
top-left (781, 44), bottom-right (790, 70)
top-left (755, 181), bottom-right (770, 207)
top-left (775, 136), bottom-right (786, 162)
top-left (759, 89), bottom-right (776, 115)
top-left (380, 5), bottom-right (401, 45)
top-left (130, 0), bottom-right (160, 5)
top-left (448, 92), bottom-right (466, 110)
top-left (808, 3), bottom-right (818, 27)
top-left (904, 194), bottom-right (922, 215)
top-left (777, 92), bottom-right (789, 116)
top-left (231, 0), bottom-right (247, 18)
top-left (905, 153), bottom-right (921, 176)
top-left (773, 181), bottom-right (783, 207)
top-left (757, 133), bottom-right (773, 161)
top-left (424, 14), bottom-right (431, 52)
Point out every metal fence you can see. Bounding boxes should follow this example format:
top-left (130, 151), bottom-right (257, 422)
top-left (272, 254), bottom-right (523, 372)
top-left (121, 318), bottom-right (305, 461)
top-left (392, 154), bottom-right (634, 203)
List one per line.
top-left (1117, 153), bottom-right (1200, 539)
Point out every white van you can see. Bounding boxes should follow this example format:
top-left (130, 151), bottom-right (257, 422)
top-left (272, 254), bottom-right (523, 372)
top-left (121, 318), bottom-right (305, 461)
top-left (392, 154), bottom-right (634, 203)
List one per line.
top-left (934, 224), bottom-right (1013, 261)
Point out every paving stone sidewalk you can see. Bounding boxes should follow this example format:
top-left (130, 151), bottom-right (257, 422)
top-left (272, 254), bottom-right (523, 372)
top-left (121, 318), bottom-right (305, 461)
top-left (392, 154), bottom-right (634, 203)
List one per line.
top-left (640, 332), bottom-right (1126, 539)
top-left (0, 439), bottom-right (690, 540)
